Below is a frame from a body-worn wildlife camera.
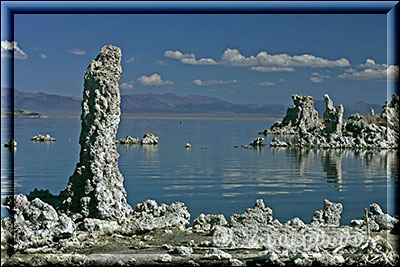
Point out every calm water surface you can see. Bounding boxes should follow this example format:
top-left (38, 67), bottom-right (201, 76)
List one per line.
top-left (1, 117), bottom-right (398, 224)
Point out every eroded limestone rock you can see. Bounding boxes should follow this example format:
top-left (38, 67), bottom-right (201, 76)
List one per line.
top-left (269, 137), bottom-right (290, 147)
top-left (311, 199), bottom-right (343, 227)
top-left (323, 94), bottom-right (344, 135)
top-left (2, 195), bottom-right (76, 251)
top-left (265, 94), bottom-right (321, 135)
top-left (60, 45), bottom-right (132, 220)
top-left (141, 133), bottom-right (158, 145)
top-left (249, 137), bottom-right (265, 147)
top-left (350, 202), bottom-right (399, 233)
top-left (264, 94), bottom-right (399, 149)
top-left (192, 214), bottom-right (228, 233)
top-left (30, 134), bottom-right (56, 142)
top-left (118, 136), bottom-right (139, 145)
top-left (121, 200), bottom-right (190, 234)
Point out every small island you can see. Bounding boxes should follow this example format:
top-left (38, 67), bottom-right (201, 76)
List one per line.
top-left (1, 109), bottom-right (48, 118)
top-left (260, 94), bottom-right (399, 150)
top-left (30, 133), bottom-right (56, 142)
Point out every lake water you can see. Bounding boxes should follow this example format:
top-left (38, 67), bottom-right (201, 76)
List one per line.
top-left (1, 117), bottom-right (398, 224)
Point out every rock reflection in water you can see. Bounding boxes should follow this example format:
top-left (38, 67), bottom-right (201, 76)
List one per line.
top-left (141, 144), bottom-right (159, 158)
top-left (285, 148), bottom-right (397, 191)
top-left (320, 150), bottom-right (343, 191)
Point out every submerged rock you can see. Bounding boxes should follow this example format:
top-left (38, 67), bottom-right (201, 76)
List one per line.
top-left (30, 134), bottom-right (56, 142)
top-left (141, 133), bottom-right (159, 145)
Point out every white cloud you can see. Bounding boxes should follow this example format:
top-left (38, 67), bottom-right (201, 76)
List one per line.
top-left (1, 40), bottom-right (28, 59)
top-left (120, 81), bottom-right (134, 89)
top-left (137, 73), bottom-right (173, 86)
top-left (250, 66), bottom-right (294, 72)
top-left (155, 60), bottom-right (167, 65)
top-left (339, 65), bottom-right (399, 80)
top-left (192, 79), bottom-right (238, 86)
top-left (221, 48), bottom-right (350, 68)
top-left (126, 57), bottom-right (135, 63)
top-left (193, 79), bottom-right (204, 86)
top-left (164, 50), bottom-right (217, 65)
top-left (164, 48), bottom-right (350, 70)
top-left (339, 59), bottom-right (398, 81)
top-left (359, 58), bottom-right (387, 70)
top-left (258, 81), bottom-right (275, 87)
top-left (310, 72), bottom-right (330, 83)
top-left (40, 53), bottom-right (48, 59)
top-left (66, 48), bottom-right (86, 55)
top-left (310, 77), bottom-right (323, 83)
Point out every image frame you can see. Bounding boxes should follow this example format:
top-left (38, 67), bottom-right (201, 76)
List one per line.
top-left (1, 0), bottom-right (399, 261)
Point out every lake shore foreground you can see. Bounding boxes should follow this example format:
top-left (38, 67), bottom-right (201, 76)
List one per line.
top-left (1, 45), bottom-right (398, 266)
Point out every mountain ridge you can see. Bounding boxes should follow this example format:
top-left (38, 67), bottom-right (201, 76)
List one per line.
top-left (1, 88), bottom-right (382, 118)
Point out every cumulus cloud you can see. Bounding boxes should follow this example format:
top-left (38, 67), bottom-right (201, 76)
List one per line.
top-left (339, 59), bottom-right (398, 80)
top-left (66, 48), bottom-right (86, 55)
top-left (40, 53), bottom-right (48, 59)
top-left (126, 57), bottom-right (135, 63)
top-left (250, 66), bottom-right (294, 72)
top-left (310, 72), bottom-right (330, 83)
top-left (155, 60), bottom-right (167, 65)
top-left (310, 77), bottom-right (323, 83)
top-left (1, 40), bottom-right (28, 59)
top-left (164, 48), bottom-right (350, 70)
top-left (221, 48), bottom-right (350, 68)
top-left (137, 73), bottom-right (173, 86)
top-left (120, 81), bottom-right (134, 89)
top-left (258, 81), bottom-right (275, 87)
top-left (192, 79), bottom-right (238, 86)
top-left (164, 50), bottom-right (218, 65)
top-left (339, 66), bottom-right (399, 80)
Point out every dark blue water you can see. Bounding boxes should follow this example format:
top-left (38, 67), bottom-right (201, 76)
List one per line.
top-left (1, 117), bottom-right (398, 224)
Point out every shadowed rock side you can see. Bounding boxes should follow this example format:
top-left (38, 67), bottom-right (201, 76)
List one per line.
top-left (263, 93), bottom-right (399, 149)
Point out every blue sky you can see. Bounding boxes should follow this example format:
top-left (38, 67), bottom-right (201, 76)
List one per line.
top-left (2, 14), bottom-right (398, 105)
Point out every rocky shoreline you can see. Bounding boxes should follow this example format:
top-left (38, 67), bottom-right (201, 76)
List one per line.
top-left (260, 94), bottom-right (399, 150)
top-left (1, 196), bottom-right (399, 266)
top-left (1, 45), bottom-right (398, 266)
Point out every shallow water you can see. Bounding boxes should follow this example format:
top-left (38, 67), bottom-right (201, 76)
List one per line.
top-left (1, 117), bottom-right (398, 224)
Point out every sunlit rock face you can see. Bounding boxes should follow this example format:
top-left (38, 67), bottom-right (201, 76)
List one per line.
top-left (267, 94), bottom-right (322, 135)
top-left (61, 45), bottom-right (132, 220)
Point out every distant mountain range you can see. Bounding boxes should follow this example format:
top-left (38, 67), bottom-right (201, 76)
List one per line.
top-left (1, 89), bottom-right (383, 118)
